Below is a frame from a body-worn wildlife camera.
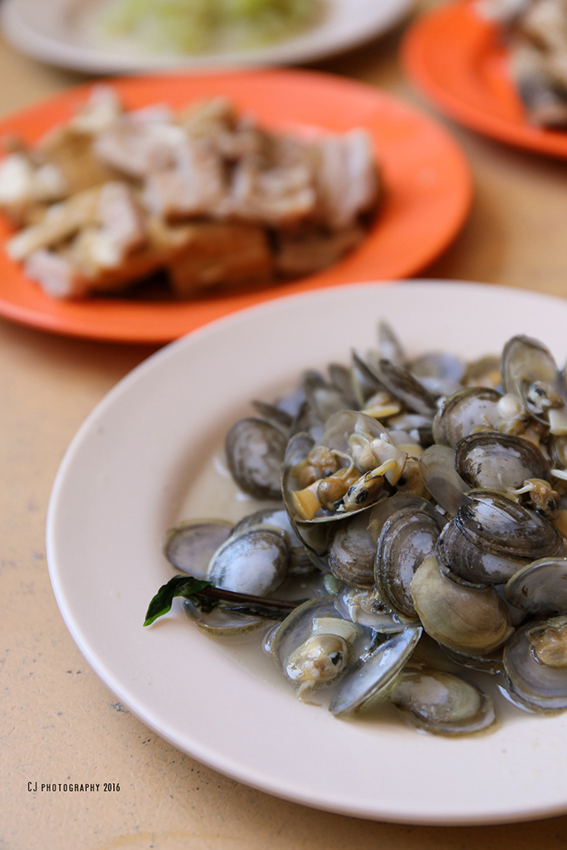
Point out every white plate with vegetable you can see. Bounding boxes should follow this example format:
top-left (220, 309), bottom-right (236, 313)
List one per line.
top-left (1, 0), bottom-right (413, 74)
top-left (47, 280), bottom-right (567, 825)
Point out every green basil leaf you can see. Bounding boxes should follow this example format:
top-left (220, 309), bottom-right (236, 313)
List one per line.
top-left (144, 576), bottom-right (213, 626)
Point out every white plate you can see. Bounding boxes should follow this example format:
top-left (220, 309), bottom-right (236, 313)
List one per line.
top-left (47, 281), bottom-right (567, 826)
top-left (1, 0), bottom-right (413, 74)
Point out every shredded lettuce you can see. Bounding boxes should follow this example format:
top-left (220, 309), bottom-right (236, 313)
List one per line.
top-left (101, 0), bottom-right (323, 55)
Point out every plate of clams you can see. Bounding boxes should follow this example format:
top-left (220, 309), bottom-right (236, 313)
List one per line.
top-left (47, 280), bottom-right (567, 825)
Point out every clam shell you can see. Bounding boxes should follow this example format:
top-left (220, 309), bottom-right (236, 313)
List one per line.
top-left (503, 616), bottom-right (567, 711)
top-left (329, 625), bottom-right (422, 716)
top-left (410, 556), bottom-right (513, 655)
top-left (432, 387), bottom-right (502, 448)
top-left (163, 518), bottom-right (233, 578)
top-left (375, 505), bottom-right (445, 618)
top-left (328, 511), bottom-right (377, 588)
top-left (225, 416), bottom-right (287, 500)
top-left (390, 666), bottom-right (496, 735)
top-left (455, 432), bottom-right (550, 491)
top-left (208, 527), bottom-right (290, 596)
top-left (505, 557), bottom-right (567, 616)
top-left (418, 443), bottom-right (471, 516)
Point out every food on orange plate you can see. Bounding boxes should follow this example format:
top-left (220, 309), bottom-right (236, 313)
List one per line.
top-left (0, 86), bottom-right (381, 299)
top-left (478, 0), bottom-right (567, 127)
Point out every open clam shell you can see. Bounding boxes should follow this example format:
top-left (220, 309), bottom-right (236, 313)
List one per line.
top-left (505, 557), bottom-right (567, 616)
top-left (183, 599), bottom-right (265, 637)
top-left (208, 527), bottom-right (290, 596)
top-left (501, 334), bottom-right (560, 406)
top-left (375, 504), bottom-right (445, 619)
top-left (503, 615), bottom-right (567, 711)
top-left (281, 411), bottom-right (398, 555)
top-left (432, 387), bottom-right (502, 448)
top-left (225, 416), bottom-right (288, 500)
top-left (454, 432), bottom-right (551, 492)
top-left (390, 666), bottom-right (496, 736)
top-left (329, 625), bottom-right (422, 716)
top-left (410, 556), bottom-right (513, 655)
top-left (418, 443), bottom-right (470, 516)
top-left (353, 351), bottom-right (437, 417)
top-left (163, 518), bottom-right (234, 578)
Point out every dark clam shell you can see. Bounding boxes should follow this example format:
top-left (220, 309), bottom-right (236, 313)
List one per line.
top-left (455, 432), bottom-right (550, 492)
top-left (365, 355), bottom-right (438, 417)
top-left (436, 518), bottom-right (529, 586)
top-left (163, 519), bottom-right (233, 578)
top-left (225, 417), bottom-right (287, 500)
top-left (457, 490), bottom-right (563, 560)
top-left (418, 443), bottom-right (470, 516)
top-left (437, 491), bottom-right (564, 585)
top-left (503, 616), bottom-right (567, 711)
top-left (505, 558), bottom-right (567, 616)
top-left (432, 387), bottom-right (502, 448)
top-left (328, 512), bottom-right (377, 588)
top-left (375, 505), bottom-right (445, 618)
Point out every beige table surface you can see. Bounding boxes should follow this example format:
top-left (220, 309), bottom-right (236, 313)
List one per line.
top-left (3, 5), bottom-right (567, 849)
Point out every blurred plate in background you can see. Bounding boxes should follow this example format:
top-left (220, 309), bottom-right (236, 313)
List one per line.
top-left (403, 0), bottom-right (567, 158)
top-left (2, 0), bottom-right (413, 74)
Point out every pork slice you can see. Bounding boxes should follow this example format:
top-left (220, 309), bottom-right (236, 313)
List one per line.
top-left (313, 130), bottom-right (380, 229)
top-left (23, 249), bottom-right (85, 298)
top-left (143, 138), bottom-right (226, 220)
top-left (6, 187), bottom-right (101, 261)
top-left (68, 85), bottom-right (123, 135)
top-left (97, 181), bottom-right (148, 258)
top-left (275, 225), bottom-right (366, 277)
top-left (225, 157), bottom-right (316, 225)
top-left (94, 118), bottom-right (186, 178)
top-left (37, 126), bottom-right (119, 196)
top-left (166, 222), bottom-right (274, 296)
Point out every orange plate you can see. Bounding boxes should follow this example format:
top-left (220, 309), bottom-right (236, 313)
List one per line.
top-left (403, 0), bottom-right (567, 157)
top-left (0, 68), bottom-right (471, 343)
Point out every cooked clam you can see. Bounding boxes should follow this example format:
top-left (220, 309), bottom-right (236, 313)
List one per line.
top-left (328, 511), bottom-right (377, 587)
top-left (329, 625), bottom-right (422, 716)
top-left (208, 527), bottom-right (289, 596)
top-left (505, 557), bottom-right (567, 615)
top-left (432, 387), bottom-right (502, 447)
top-left (375, 503), bottom-right (445, 619)
top-left (389, 666), bottom-right (496, 735)
top-left (163, 518), bottom-right (233, 578)
top-left (454, 432), bottom-right (551, 492)
top-left (146, 325), bottom-right (567, 737)
top-left (225, 416), bottom-right (288, 500)
top-left (418, 443), bottom-right (470, 516)
top-left (438, 490), bottom-right (564, 586)
top-left (503, 615), bottom-right (567, 711)
top-left (410, 556), bottom-right (513, 655)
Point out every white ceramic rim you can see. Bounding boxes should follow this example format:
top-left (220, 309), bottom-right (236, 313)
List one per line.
top-left (1, 0), bottom-right (413, 74)
top-left (47, 280), bottom-right (567, 825)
